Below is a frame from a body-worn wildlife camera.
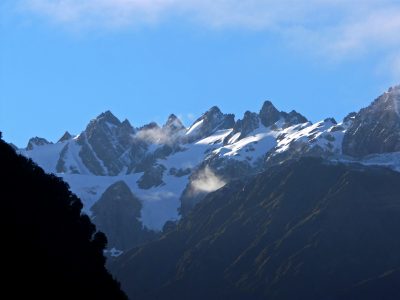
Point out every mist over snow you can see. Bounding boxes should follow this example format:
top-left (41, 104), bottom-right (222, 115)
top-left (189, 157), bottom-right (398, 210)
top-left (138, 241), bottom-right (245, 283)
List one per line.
top-left (135, 126), bottom-right (171, 144)
top-left (135, 125), bottom-right (183, 145)
top-left (190, 166), bottom-right (226, 194)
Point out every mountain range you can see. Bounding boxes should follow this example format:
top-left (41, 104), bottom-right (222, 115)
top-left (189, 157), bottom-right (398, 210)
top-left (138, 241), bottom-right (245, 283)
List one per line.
top-left (12, 84), bottom-right (400, 299)
top-left (19, 85), bottom-right (400, 254)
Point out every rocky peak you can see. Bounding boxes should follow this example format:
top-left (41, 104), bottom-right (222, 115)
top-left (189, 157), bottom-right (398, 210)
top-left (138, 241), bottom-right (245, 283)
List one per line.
top-left (206, 106), bottom-right (223, 117)
top-left (96, 110), bottom-right (121, 126)
top-left (163, 114), bottom-right (185, 133)
top-left (77, 111), bottom-right (138, 176)
top-left (259, 101), bottom-right (281, 127)
top-left (58, 131), bottom-right (73, 143)
top-left (79, 111), bottom-right (123, 143)
top-left (26, 137), bottom-right (51, 150)
top-left (342, 85), bottom-right (400, 157)
top-left (121, 119), bottom-right (134, 131)
top-left (228, 111), bottom-right (260, 142)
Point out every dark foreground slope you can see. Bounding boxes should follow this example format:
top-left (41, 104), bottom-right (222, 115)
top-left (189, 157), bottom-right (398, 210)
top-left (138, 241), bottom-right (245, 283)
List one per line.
top-left (112, 158), bottom-right (400, 300)
top-left (0, 135), bottom-right (127, 299)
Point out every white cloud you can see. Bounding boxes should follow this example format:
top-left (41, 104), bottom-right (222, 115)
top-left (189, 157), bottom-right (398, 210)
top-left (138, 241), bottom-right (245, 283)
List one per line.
top-left (16, 0), bottom-right (400, 78)
top-left (19, 1), bottom-right (399, 30)
top-left (135, 125), bottom-right (183, 144)
top-left (320, 7), bottom-right (400, 59)
top-left (190, 166), bottom-right (226, 194)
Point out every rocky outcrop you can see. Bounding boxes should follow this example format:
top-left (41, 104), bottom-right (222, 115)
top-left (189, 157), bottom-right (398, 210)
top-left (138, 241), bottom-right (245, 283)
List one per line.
top-left (343, 85), bottom-right (400, 157)
top-left (91, 181), bottom-right (156, 250)
top-left (137, 164), bottom-right (166, 189)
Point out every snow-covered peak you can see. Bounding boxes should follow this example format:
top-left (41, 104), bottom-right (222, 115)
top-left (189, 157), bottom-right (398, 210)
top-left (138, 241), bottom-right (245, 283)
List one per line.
top-left (20, 85), bottom-right (400, 240)
top-left (186, 106), bottom-right (235, 142)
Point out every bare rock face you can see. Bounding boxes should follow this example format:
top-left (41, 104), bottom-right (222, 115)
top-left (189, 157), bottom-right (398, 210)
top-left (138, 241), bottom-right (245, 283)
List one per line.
top-left (77, 111), bottom-right (141, 175)
top-left (281, 110), bottom-right (308, 127)
top-left (91, 181), bottom-right (156, 250)
top-left (343, 85), bottom-right (400, 157)
top-left (259, 101), bottom-right (281, 127)
top-left (224, 111), bottom-right (260, 144)
top-left (137, 164), bottom-right (166, 189)
top-left (259, 101), bottom-right (308, 129)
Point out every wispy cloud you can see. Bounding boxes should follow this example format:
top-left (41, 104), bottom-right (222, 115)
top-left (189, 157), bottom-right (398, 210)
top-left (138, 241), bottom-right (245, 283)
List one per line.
top-left (190, 166), bottom-right (226, 194)
top-left (16, 0), bottom-right (400, 78)
top-left (284, 6), bottom-right (400, 59)
top-left (135, 125), bottom-right (183, 145)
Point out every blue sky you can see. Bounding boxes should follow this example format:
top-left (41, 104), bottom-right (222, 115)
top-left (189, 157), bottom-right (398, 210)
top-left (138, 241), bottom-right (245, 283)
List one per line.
top-left (1, 0), bottom-right (399, 147)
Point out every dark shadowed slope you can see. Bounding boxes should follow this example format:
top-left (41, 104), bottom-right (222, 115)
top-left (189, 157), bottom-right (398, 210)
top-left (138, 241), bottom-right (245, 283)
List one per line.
top-left (112, 158), bottom-right (400, 300)
top-left (0, 134), bottom-right (127, 299)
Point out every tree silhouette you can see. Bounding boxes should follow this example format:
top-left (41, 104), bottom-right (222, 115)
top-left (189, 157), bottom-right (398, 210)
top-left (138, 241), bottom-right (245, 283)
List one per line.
top-left (0, 133), bottom-right (127, 299)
